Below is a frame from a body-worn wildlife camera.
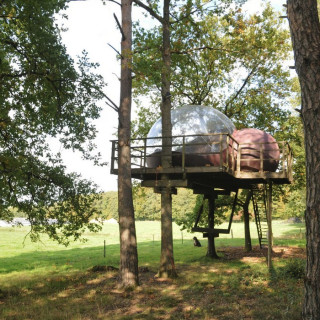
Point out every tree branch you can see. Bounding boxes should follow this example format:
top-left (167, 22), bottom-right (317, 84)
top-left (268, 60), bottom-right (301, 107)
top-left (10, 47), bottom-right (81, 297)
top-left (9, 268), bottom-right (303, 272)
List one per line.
top-left (106, 0), bottom-right (121, 6)
top-left (113, 13), bottom-right (125, 41)
top-left (107, 43), bottom-right (123, 59)
top-left (105, 95), bottom-right (119, 112)
top-left (172, 46), bottom-right (239, 55)
top-left (224, 65), bottom-right (258, 115)
top-left (132, 0), bottom-right (164, 23)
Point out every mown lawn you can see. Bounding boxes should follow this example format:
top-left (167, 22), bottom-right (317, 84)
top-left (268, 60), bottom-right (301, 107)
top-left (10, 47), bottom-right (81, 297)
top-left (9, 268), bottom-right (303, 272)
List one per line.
top-left (0, 221), bottom-right (306, 319)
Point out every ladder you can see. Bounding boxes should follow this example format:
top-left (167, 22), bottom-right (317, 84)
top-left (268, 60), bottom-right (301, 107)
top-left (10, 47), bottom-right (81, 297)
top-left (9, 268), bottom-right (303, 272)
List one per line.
top-left (252, 185), bottom-right (269, 248)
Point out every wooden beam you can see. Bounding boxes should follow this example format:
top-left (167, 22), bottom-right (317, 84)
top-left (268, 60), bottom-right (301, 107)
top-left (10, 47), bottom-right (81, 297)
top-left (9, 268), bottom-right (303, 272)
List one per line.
top-left (141, 179), bottom-right (188, 188)
top-left (203, 232), bottom-right (220, 238)
top-left (153, 187), bottom-right (177, 194)
top-left (193, 189), bottom-right (231, 196)
top-left (192, 227), bottom-right (220, 237)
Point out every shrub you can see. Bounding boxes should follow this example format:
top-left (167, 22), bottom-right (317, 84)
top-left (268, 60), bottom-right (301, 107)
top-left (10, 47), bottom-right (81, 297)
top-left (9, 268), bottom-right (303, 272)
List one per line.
top-left (279, 258), bottom-right (305, 279)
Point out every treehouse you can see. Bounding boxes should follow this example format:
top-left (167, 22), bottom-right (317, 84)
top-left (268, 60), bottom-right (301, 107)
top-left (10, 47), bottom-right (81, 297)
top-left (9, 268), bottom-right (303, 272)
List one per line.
top-left (110, 105), bottom-right (293, 258)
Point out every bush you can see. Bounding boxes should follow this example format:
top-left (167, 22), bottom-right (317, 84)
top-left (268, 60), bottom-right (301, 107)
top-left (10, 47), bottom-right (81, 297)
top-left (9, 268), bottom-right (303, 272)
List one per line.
top-left (279, 258), bottom-right (305, 279)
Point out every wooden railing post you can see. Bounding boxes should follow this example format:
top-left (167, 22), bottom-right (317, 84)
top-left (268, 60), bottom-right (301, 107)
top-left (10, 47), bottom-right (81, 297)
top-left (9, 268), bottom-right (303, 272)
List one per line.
top-left (260, 144), bottom-right (263, 172)
top-left (182, 136), bottom-right (185, 171)
top-left (226, 135), bottom-right (230, 170)
top-left (237, 146), bottom-right (241, 173)
top-left (282, 141), bottom-right (286, 173)
top-left (219, 133), bottom-right (223, 170)
top-left (231, 138), bottom-right (235, 174)
top-left (143, 138), bottom-right (147, 169)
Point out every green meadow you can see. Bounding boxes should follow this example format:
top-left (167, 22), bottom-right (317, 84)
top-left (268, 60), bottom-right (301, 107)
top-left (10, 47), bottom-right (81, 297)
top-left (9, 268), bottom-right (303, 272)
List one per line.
top-left (0, 220), bottom-right (306, 319)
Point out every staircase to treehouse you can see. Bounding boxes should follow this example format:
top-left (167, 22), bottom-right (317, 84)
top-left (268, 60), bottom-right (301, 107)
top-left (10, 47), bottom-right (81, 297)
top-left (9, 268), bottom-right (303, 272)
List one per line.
top-left (252, 185), bottom-right (269, 248)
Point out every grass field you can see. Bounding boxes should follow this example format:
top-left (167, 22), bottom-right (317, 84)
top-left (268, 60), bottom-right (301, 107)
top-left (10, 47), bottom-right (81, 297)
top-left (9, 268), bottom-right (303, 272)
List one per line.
top-left (0, 220), bottom-right (306, 319)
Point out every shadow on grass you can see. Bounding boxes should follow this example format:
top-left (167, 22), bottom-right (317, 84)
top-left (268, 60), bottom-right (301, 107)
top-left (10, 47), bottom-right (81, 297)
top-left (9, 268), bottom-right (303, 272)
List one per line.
top-left (0, 251), bottom-right (304, 320)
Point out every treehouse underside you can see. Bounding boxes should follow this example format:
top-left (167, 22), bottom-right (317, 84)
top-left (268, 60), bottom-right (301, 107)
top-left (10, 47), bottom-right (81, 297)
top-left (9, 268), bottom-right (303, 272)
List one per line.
top-left (128, 165), bottom-right (291, 192)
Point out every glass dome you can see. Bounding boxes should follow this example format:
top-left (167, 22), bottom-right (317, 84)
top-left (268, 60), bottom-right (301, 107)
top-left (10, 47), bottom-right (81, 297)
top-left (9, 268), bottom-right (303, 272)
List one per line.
top-left (146, 105), bottom-right (236, 168)
top-left (147, 105), bottom-right (235, 143)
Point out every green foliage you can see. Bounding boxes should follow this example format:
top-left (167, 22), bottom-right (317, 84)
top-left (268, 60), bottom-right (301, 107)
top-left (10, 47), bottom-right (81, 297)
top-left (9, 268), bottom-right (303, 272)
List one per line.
top-left (175, 194), bottom-right (204, 231)
top-left (0, 0), bottom-right (106, 244)
top-left (273, 79), bottom-right (306, 219)
top-left (92, 187), bottom-right (197, 222)
top-left (132, 3), bottom-right (293, 138)
top-left (284, 189), bottom-right (306, 219)
top-left (175, 192), bottom-right (236, 231)
top-left (99, 185), bottom-right (305, 225)
top-left (97, 192), bottom-right (118, 220)
top-left (278, 258), bottom-right (305, 279)
top-left (273, 189), bottom-right (306, 220)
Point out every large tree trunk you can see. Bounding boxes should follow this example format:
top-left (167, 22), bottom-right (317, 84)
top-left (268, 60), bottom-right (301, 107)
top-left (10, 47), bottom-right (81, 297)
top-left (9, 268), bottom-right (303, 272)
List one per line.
top-left (243, 190), bottom-right (252, 252)
top-left (159, 0), bottom-right (177, 278)
top-left (287, 0), bottom-right (320, 318)
top-left (118, 0), bottom-right (139, 287)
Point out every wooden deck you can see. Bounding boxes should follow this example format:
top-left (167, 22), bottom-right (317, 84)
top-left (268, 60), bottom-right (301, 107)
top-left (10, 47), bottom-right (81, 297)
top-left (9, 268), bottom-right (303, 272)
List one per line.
top-left (110, 133), bottom-right (293, 192)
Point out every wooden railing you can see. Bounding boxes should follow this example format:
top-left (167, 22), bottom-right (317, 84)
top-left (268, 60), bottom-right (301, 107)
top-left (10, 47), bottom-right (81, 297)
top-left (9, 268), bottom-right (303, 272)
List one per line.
top-left (110, 133), bottom-right (292, 178)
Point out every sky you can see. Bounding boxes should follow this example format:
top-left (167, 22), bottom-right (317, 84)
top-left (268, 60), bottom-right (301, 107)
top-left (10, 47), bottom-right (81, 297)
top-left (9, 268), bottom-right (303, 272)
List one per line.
top-left (57, 0), bottom-right (287, 192)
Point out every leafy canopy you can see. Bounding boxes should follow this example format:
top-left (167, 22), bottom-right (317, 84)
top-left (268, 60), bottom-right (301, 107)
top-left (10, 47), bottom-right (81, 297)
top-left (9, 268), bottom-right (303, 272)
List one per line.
top-left (132, 3), bottom-right (292, 137)
top-left (0, 0), bottom-right (106, 245)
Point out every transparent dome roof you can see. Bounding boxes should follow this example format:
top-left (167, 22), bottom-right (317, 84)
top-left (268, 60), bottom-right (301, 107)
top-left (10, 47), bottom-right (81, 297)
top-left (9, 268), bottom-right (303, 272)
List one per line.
top-left (147, 105), bottom-right (236, 148)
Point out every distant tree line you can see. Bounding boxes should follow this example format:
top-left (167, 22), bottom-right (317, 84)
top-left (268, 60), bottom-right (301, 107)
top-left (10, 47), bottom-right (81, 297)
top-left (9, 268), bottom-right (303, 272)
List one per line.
top-left (91, 186), bottom-right (305, 223)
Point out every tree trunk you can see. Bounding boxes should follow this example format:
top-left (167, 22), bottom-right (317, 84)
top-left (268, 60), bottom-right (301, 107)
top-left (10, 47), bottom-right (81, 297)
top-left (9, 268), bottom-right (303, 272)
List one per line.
top-left (243, 190), bottom-right (252, 252)
top-left (287, 0), bottom-right (320, 318)
top-left (118, 0), bottom-right (139, 287)
top-left (159, 0), bottom-right (176, 278)
top-left (207, 195), bottom-right (219, 259)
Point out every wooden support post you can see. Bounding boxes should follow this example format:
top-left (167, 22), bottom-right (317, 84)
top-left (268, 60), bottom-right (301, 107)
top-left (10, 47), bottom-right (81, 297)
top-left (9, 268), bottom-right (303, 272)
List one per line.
top-left (182, 136), bottom-right (185, 171)
top-left (219, 134), bottom-right (223, 169)
top-left (231, 136), bottom-right (235, 173)
top-left (237, 146), bottom-right (241, 173)
top-left (207, 194), bottom-right (219, 259)
top-left (282, 141), bottom-right (286, 172)
top-left (267, 181), bottom-right (273, 270)
top-left (226, 135), bottom-right (230, 170)
top-left (143, 138), bottom-right (147, 169)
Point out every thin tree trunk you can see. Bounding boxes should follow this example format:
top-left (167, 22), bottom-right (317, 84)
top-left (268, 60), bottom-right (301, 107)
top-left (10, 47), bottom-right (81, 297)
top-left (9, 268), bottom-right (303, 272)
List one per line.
top-left (243, 190), bottom-right (252, 252)
top-left (118, 0), bottom-right (139, 287)
top-left (287, 0), bottom-right (320, 318)
top-left (207, 195), bottom-right (219, 259)
top-left (159, 0), bottom-right (176, 278)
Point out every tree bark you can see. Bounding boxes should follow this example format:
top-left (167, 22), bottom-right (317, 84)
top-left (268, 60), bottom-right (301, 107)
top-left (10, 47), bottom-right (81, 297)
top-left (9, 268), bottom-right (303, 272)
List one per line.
top-left (287, 0), bottom-right (320, 318)
top-left (159, 0), bottom-right (176, 278)
top-left (118, 0), bottom-right (139, 287)
top-left (243, 190), bottom-right (252, 252)
top-left (207, 195), bottom-right (219, 259)
top-left (267, 182), bottom-right (273, 271)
